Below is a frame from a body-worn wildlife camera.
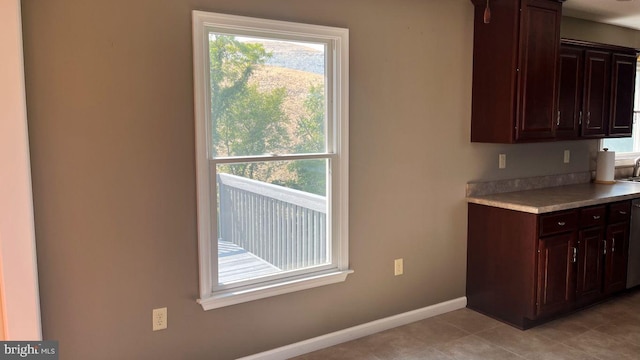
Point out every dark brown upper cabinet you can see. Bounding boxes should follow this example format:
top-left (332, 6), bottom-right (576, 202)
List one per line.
top-left (557, 40), bottom-right (636, 139)
top-left (582, 50), bottom-right (610, 137)
top-left (556, 47), bottom-right (583, 139)
top-left (470, 0), bottom-right (562, 143)
top-left (610, 53), bottom-right (637, 136)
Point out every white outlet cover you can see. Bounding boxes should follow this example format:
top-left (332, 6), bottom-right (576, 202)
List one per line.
top-left (153, 307), bottom-right (167, 331)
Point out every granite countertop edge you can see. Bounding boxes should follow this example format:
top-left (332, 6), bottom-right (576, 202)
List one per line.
top-left (466, 182), bottom-right (640, 214)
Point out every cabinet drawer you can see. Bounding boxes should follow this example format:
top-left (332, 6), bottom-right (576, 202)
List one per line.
top-left (608, 201), bottom-right (631, 223)
top-left (579, 206), bottom-right (606, 228)
top-left (540, 210), bottom-right (578, 237)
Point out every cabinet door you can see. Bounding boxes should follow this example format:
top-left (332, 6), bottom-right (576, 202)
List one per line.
top-left (536, 232), bottom-right (575, 318)
top-left (576, 227), bottom-right (605, 305)
top-left (515, 0), bottom-right (561, 141)
top-left (604, 222), bottom-right (630, 294)
top-left (557, 46), bottom-right (583, 139)
top-left (609, 53), bottom-right (637, 136)
top-left (582, 50), bottom-right (610, 137)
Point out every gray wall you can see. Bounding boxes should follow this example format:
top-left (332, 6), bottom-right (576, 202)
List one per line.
top-left (21, 1), bottom-right (639, 359)
top-left (562, 16), bottom-right (640, 49)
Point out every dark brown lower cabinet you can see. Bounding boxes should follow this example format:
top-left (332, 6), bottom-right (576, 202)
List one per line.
top-left (604, 201), bottom-right (631, 294)
top-left (467, 200), bottom-right (630, 329)
top-left (575, 204), bottom-right (607, 307)
top-left (576, 226), bottom-right (605, 306)
top-left (536, 232), bottom-right (575, 318)
top-left (604, 222), bottom-right (630, 294)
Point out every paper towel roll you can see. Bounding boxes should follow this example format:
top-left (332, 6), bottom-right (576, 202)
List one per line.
top-left (595, 148), bottom-right (615, 184)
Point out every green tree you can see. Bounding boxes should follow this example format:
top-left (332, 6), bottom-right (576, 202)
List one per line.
top-left (209, 35), bottom-right (290, 179)
top-left (287, 84), bottom-right (326, 195)
top-left (209, 35), bottom-right (267, 143)
top-left (295, 84), bottom-right (324, 153)
top-left (220, 85), bottom-right (289, 179)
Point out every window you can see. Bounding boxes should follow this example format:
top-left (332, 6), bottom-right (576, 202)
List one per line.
top-left (601, 58), bottom-right (640, 165)
top-left (192, 11), bottom-right (350, 310)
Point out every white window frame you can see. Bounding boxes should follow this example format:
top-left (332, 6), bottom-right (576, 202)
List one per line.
top-left (601, 112), bottom-right (640, 167)
top-left (192, 10), bottom-right (351, 310)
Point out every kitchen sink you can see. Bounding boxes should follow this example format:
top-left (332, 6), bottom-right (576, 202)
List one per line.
top-left (618, 177), bottom-right (640, 182)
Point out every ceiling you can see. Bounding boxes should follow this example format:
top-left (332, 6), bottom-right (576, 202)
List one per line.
top-left (563, 0), bottom-right (640, 30)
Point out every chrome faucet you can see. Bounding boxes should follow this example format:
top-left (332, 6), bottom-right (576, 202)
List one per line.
top-left (634, 157), bottom-right (640, 177)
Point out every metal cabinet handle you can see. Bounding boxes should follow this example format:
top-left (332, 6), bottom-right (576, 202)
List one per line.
top-left (603, 240), bottom-right (607, 255)
top-left (572, 247), bottom-right (577, 263)
top-left (557, 111), bottom-right (561, 126)
top-left (612, 238), bottom-right (616, 253)
top-left (619, 211), bottom-right (628, 215)
top-left (558, 221), bottom-right (566, 226)
top-left (593, 215), bottom-right (601, 220)
top-left (587, 111), bottom-right (591, 126)
top-left (579, 111), bottom-right (583, 125)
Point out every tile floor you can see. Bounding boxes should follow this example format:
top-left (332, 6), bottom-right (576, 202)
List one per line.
top-left (292, 289), bottom-right (640, 360)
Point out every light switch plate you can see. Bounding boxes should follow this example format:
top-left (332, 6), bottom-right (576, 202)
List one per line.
top-left (394, 258), bottom-right (403, 276)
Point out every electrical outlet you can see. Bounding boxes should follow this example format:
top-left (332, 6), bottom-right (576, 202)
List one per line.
top-left (498, 154), bottom-right (506, 169)
top-left (153, 307), bottom-right (167, 331)
top-left (394, 258), bottom-right (403, 276)
top-left (564, 150), bottom-right (570, 164)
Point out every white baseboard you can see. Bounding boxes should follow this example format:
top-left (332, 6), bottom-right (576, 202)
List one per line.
top-left (238, 296), bottom-right (467, 360)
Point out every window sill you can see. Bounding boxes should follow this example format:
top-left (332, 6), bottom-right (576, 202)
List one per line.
top-left (197, 269), bottom-right (354, 310)
top-left (614, 152), bottom-right (640, 167)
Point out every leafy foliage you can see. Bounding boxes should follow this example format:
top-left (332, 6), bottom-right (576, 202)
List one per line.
top-left (286, 85), bottom-right (326, 195)
top-left (209, 34), bottom-right (268, 134)
top-left (295, 84), bottom-right (325, 153)
top-left (209, 34), bottom-right (325, 194)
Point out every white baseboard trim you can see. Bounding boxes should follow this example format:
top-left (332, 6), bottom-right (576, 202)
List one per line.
top-left (238, 296), bottom-right (467, 360)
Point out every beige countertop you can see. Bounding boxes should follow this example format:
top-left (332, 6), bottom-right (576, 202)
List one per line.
top-left (466, 181), bottom-right (640, 214)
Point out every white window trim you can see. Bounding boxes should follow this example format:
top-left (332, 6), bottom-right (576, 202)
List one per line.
top-left (609, 150), bottom-right (640, 167)
top-left (192, 10), bottom-right (351, 310)
top-left (600, 113), bottom-right (640, 167)
top-left (599, 140), bottom-right (640, 167)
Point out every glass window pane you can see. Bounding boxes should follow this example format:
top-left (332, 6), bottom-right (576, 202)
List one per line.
top-left (216, 160), bottom-right (329, 285)
top-left (603, 137), bottom-right (634, 153)
top-left (208, 33), bottom-right (327, 158)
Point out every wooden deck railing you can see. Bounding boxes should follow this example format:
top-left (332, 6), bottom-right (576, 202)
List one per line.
top-left (218, 173), bottom-right (327, 271)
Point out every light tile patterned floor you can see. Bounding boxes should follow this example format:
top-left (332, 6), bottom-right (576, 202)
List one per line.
top-left (291, 289), bottom-right (640, 360)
